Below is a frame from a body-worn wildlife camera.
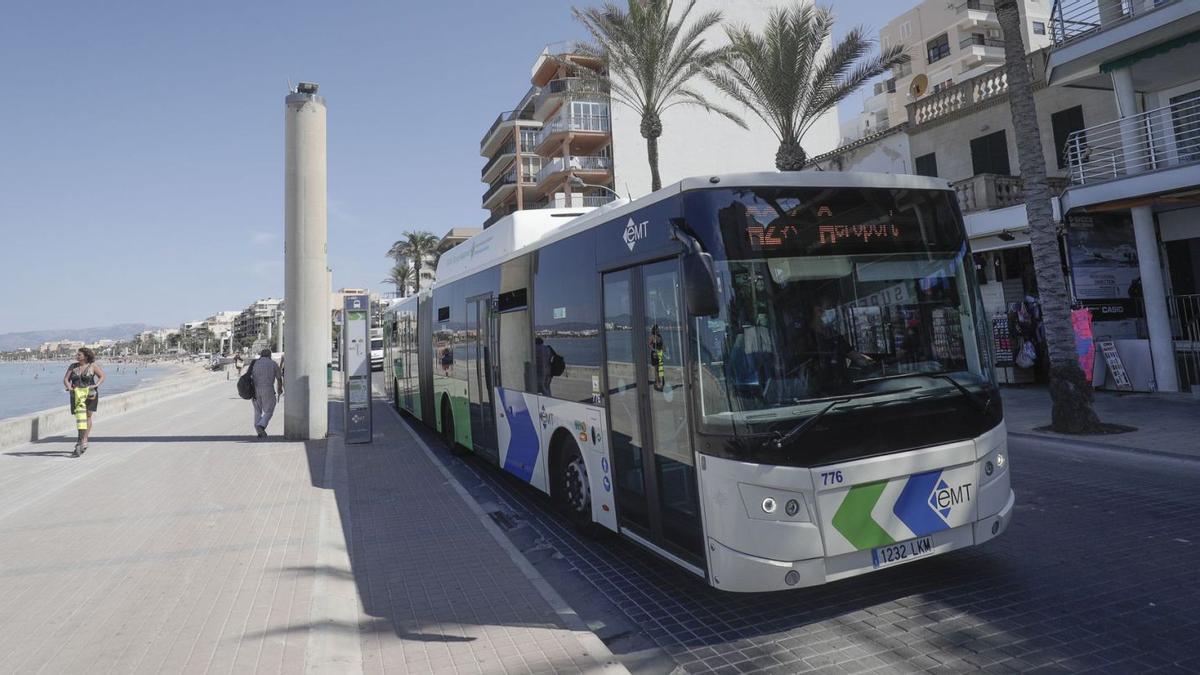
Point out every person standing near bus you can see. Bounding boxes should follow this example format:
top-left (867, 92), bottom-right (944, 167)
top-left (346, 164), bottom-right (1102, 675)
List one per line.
top-left (250, 349), bottom-right (283, 439)
top-left (62, 347), bottom-right (106, 457)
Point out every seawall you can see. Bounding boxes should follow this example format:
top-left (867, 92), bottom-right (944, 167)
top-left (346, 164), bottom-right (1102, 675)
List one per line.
top-left (0, 367), bottom-right (225, 451)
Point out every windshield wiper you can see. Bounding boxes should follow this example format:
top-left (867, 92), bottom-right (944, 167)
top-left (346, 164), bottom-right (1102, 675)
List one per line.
top-left (768, 387), bottom-right (919, 451)
top-left (857, 371), bottom-right (992, 413)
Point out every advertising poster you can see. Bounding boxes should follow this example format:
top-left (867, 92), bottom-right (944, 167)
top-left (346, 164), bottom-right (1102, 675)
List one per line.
top-left (1067, 214), bottom-right (1140, 301)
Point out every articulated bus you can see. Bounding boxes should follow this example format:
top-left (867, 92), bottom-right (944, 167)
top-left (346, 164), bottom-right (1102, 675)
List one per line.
top-left (384, 172), bottom-right (1013, 592)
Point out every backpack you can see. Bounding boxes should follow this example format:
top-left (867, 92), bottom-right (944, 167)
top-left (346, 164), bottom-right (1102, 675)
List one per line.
top-left (237, 358), bottom-right (257, 400)
top-left (549, 347), bottom-right (566, 377)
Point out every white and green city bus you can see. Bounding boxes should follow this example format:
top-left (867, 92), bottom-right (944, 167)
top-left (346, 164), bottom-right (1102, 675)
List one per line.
top-left (384, 172), bottom-right (1013, 592)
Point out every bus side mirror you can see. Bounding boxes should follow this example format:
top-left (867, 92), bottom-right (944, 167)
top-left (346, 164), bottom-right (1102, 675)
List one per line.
top-left (682, 251), bottom-right (720, 317)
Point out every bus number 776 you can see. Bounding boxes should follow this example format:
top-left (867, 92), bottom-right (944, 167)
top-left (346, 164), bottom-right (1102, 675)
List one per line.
top-left (821, 471), bottom-right (844, 486)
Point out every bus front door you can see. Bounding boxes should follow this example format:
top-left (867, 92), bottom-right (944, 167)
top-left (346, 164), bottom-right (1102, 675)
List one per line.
top-left (467, 294), bottom-right (499, 463)
top-left (602, 260), bottom-right (705, 569)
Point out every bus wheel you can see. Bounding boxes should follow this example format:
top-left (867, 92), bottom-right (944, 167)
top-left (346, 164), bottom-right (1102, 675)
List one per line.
top-left (555, 440), bottom-right (592, 529)
top-left (441, 397), bottom-right (466, 456)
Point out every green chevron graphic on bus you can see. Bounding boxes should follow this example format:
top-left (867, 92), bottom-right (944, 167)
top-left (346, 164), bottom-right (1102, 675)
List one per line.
top-left (831, 480), bottom-right (896, 550)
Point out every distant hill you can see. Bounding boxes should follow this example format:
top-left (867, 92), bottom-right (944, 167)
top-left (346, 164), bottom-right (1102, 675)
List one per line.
top-left (0, 323), bottom-right (154, 351)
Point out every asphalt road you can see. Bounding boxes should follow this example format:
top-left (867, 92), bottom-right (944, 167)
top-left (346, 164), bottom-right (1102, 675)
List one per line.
top-left (413, 422), bottom-right (1200, 673)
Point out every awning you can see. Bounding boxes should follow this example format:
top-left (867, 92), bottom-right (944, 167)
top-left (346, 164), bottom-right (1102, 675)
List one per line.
top-left (1100, 29), bottom-right (1200, 74)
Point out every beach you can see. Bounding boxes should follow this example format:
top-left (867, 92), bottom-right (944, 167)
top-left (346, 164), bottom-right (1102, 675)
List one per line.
top-left (0, 360), bottom-right (183, 421)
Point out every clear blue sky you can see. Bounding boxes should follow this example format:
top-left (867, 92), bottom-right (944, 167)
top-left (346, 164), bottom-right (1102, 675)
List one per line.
top-left (0, 0), bottom-right (891, 334)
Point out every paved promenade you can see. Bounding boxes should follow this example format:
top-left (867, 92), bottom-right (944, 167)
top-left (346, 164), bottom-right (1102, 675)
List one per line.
top-left (1000, 385), bottom-right (1200, 457)
top-left (0, 378), bottom-right (620, 674)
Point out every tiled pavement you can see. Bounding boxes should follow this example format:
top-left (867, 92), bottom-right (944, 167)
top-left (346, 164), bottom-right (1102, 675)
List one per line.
top-left (1000, 386), bottom-right (1200, 458)
top-left (413, 417), bottom-right (1200, 673)
top-left (0, 379), bottom-right (621, 674)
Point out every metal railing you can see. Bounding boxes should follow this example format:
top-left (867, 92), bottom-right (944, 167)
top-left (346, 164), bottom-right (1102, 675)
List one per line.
top-left (1167, 294), bottom-right (1200, 392)
top-left (535, 114), bottom-right (611, 146)
top-left (480, 107), bottom-right (537, 150)
top-left (482, 169), bottom-right (519, 204)
top-left (480, 140), bottom-right (516, 178)
top-left (952, 173), bottom-right (1069, 212)
top-left (1063, 95), bottom-right (1200, 185)
top-left (1050, 0), bottom-right (1175, 47)
top-left (959, 34), bottom-right (1005, 49)
top-left (535, 155), bottom-right (613, 183)
top-left (534, 78), bottom-right (608, 110)
top-left (964, 0), bottom-right (995, 10)
top-left (531, 194), bottom-right (616, 209)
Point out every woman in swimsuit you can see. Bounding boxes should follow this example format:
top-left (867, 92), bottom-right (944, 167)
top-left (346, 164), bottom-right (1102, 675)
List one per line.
top-left (62, 347), bottom-right (106, 457)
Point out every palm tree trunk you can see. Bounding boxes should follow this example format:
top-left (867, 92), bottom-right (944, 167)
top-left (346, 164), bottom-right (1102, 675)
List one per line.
top-left (641, 112), bottom-right (663, 192)
top-left (997, 0), bottom-right (1101, 433)
top-left (775, 140), bottom-right (808, 172)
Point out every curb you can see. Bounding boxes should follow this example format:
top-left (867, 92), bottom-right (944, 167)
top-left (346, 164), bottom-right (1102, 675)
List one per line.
top-left (1008, 430), bottom-right (1200, 463)
top-left (389, 404), bottom-right (629, 674)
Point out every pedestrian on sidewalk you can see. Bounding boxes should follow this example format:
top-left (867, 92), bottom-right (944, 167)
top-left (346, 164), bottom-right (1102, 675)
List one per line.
top-left (250, 349), bottom-right (282, 439)
top-left (62, 347), bottom-right (106, 457)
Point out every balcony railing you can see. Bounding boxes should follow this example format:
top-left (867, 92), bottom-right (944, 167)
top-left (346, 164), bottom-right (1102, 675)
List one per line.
top-left (952, 173), bottom-right (1070, 213)
top-left (1050, 0), bottom-right (1174, 47)
top-left (531, 194), bottom-right (616, 209)
top-left (1063, 96), bottom-right (1200, 186)
top-left (480, 108), bottom-right (537, 150)
top-left (963, 0), bottom-right (996, 10)
top-left (907, 51), bottom-right (1045, 126)
top-left (535, 114), bottom-right (611, 146)
top-left (959, 34), bottom-right (1005, 49)
top-left (535, 155), bottom-right (613, 183)
top-left (534, 78), bottom-right (609, 110)
top-left (480, 140), bottom-right (516, 178)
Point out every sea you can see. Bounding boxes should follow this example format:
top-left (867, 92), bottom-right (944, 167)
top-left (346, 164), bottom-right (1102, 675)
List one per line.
top-left (0, 361), bottom-right (176, 421)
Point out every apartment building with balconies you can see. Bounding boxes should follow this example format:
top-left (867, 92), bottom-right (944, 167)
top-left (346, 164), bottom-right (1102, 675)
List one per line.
top-left (479, 1), bottom-right (830, 228)
top-left (843, 0), bottom-right (1052, 143)
top-left (1047, 0), bottom-right (1200, 391)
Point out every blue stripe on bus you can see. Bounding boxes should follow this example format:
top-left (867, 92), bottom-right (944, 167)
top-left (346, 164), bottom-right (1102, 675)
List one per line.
top-left (497, 388), bottom-right (539, 483)
top-left (892, 470), bottom-right (949, 537)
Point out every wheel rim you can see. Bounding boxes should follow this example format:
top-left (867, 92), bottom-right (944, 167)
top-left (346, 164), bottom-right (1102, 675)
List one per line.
top-left (563, 456), bottom-right (590, 515)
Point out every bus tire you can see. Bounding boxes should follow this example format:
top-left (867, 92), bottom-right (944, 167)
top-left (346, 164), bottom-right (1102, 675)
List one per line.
top-left (552, 435), bottom-right (595, 532)
top-left (441, 396), bottom-right (467, 456)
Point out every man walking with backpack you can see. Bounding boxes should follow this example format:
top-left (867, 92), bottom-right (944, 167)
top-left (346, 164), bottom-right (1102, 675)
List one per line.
top-left (247, 349), bottom-right (283, 439)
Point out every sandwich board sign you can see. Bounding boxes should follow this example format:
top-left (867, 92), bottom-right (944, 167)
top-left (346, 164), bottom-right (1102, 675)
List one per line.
top-left (1097, 340), bottom-right (1132, 391)
top-left (343, 294), bottom-right (372, 443)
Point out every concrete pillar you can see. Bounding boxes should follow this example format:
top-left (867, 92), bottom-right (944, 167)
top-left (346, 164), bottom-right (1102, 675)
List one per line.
top-left (1112, 67), bottom-right (1178, 391)
top-left (283, 83), bottom-right (330, 439)
top-left (1131, 205), bottom-right (1178, 391)
top-left (1111, 67), bottom-right (1144, 177)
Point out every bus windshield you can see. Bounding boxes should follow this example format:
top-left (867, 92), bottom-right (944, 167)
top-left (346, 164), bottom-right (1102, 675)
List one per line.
top-left (688, 185), bottom-right (993, 436)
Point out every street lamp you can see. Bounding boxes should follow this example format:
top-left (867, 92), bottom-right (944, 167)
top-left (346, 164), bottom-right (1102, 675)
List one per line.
top-left (568, 175), bottom-right (620, 199)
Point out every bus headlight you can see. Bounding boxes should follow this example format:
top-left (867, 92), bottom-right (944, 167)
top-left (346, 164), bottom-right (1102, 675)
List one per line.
top-left (739, 483), bottom-right (810, 522)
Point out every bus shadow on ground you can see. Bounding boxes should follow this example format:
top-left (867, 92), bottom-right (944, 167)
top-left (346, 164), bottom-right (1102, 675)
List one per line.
top-left (300, 400), bottom-right (580, 658)
top-left (424, 429), bottom-right (1173, 673)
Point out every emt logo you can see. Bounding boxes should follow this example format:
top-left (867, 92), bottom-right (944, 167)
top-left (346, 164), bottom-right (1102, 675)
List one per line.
top-left (928, 478), bottom-right (972, 521)
top-left (623, 218), bottom-right (648, 251)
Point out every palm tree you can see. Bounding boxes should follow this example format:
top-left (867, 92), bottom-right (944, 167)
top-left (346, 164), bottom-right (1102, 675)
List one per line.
top-left (572, 0), bottom-right (746, 191)
top-left (386, 230), bottom-right (439, 292)
top-left (996, 0), bottom-right (1100, 433)
top-left (383, 263), bottom-right (413, 298)
top-left (709, 4), bottom-right (907, 171)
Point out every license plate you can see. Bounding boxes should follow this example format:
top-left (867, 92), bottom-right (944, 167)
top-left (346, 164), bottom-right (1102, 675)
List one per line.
top-left (871, 536), bottom-right (934, 569)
